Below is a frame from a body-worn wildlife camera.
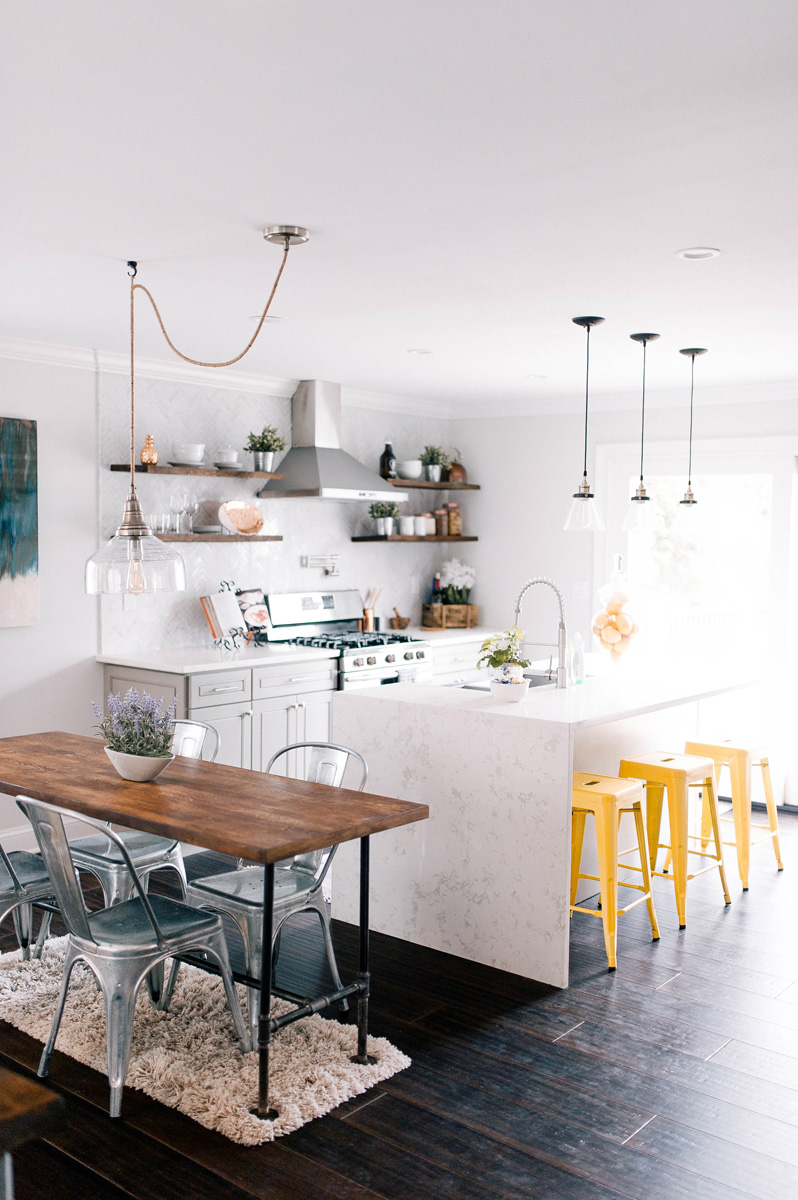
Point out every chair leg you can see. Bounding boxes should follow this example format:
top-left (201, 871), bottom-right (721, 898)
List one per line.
top-left (38, 945), bottom-right (81, 1078)
top-left (593, 805), bottom-right (619, 971)
top-left (729, 753), bottom-right (752, 889)
top-left (759, 757), bottom-right (783, 870)
top-left (11, 904), bottom-right (32, 961)
top-left (632, 801), bottom-right (660, 942)
top-left (91, 865), bottom-right (137, 907)
top-left (31, 909), bottom-right (53, 959)
top-left (203, 931), bottom-right (250, 1052)
top-left (311, 897), bottom-right (348, 1012)
top-left (145, 960), bottom-right (164, 1006)
top-left (159, 957), bottom-right (181, 1011)
top-left (703, 772), bottom-right (732, 905)
top-left (102, 962), bottom-right (144, 1118)
top-left (570, 810), bottom-right (587, 911)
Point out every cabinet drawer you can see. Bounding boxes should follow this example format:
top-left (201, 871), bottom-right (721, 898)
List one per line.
top-left (253, 662), bottom-right (337, 700)
top-left (189, 669), bottom-right (252, 709)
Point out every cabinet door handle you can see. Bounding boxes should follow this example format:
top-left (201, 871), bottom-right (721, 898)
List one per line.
top-left (297, 701), bottom-right (305, 709)
top-left (289, 675), bottom-right (319, 683)
top-left (240, 709), bottom-right (253, 718)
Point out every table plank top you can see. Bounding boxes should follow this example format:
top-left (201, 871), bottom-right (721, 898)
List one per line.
top-left (0, 733), bottom-right (428, 864)
top-left (0, 1065), bottom-right (65, 1154)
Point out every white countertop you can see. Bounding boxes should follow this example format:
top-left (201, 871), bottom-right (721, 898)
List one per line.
top-left (341, 669), bottom-right (765, 729)
top-left (97, 644), bottom-right (339, 675)
top-left (407, 625), bottom-right (492, 644)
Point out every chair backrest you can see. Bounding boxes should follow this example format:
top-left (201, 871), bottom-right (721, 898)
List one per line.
top-left (266, 742), bottom-right (368, 876)
top-left (172, 719), bottom-right (220, 762)
top-left (16, 796), bottom-right (166, 946)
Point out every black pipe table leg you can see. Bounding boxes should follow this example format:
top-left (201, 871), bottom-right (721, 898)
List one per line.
top-left (351, 835), bottom-right (377, 1065)
top-left (252, 862), bottom-right (278, 1120)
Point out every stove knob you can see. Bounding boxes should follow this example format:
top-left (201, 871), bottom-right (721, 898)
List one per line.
top-left (367, 656), bottom-right (377, 665)
top-left (404, 651), bottom-right (415, 661)
top-left (415, 650), bottom-right (425, 659)
top-left (354, 657), bottom-right (365, 667)
top-left (386, 654), bottom-right (396, 664)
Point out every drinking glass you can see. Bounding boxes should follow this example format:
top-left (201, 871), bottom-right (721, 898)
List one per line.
top-left (184, 492), bottom-right (199, 534)
top-left (169, 493), bottom-right (187, 533)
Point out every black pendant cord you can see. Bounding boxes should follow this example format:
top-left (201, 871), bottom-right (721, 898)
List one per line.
top-left (582, 325), bottom-right (591, 480)
top-left (639, 339), bottom-right (648, 483)
top-left (687, 353), bottom-right (695, 487)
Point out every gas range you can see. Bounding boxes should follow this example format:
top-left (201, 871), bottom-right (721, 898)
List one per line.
top-left (264, 590), bottom-right (433, 690)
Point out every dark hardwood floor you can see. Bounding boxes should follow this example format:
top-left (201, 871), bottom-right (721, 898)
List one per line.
top-left (2, 809), bottom-right (797, 1199)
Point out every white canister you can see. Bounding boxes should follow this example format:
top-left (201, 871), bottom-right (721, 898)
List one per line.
top-left (399, 516), bottom-right (416, 536)
top-left (425, 514), bottom-right (436, 535)
top-left (413, 516), bottom-right (428, 536)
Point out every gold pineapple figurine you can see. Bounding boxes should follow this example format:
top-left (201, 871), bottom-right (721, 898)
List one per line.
top-left (140, 434), bottom-right (158, 465)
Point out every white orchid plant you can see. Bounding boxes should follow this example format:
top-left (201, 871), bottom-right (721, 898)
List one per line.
top-left (439, 557), bottom-right (476, 604)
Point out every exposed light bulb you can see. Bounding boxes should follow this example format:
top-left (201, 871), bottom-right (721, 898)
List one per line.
top-left (564, 492), bottom-right (605, 532)
top-left (125, 540), bottom-right (146, 595)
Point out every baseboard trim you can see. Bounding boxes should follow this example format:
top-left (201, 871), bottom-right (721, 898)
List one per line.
top-left (2, 816), bottom-right (93, 853)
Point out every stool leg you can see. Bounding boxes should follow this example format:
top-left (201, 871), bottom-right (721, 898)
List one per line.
top-left (645, 783), bottom-right (665, 873)
top-left (594, 802), bottom-right (619, 971)
top-left (570, 810), bottom-right (588, 911)
top-left (759, 757), bottom-right (784, 870)
top-left (729, 753), bottom-right (752, 890)
top-left (700, 777), bottom-right (714, 852)
top-left (703, 772), bottom-right (732, 905)
top-left (667, 780), bottom-right (690, 929)
top-left (632, 800), bottom-right (660, 942)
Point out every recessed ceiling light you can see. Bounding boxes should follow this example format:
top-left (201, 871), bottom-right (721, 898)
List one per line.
top-left (407, 348), bottom-right (432, 354)
top-left (675, 247), bottom-right (721, 260)
top-left (525, 373), bottom-right (548, 379)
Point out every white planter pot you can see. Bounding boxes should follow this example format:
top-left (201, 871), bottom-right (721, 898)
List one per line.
top-left (495, 663), bottom-right (525, 683)
top-left (105, 747), bottom-right (174, 782)
top-left (375, 516), bottom-right (386, 535)
top-left (423, 464), bottom-right (442, 482)
top-left (489, 679), bottom-right (530, 703)
top-left (383, 517), bottom-right (395, 536)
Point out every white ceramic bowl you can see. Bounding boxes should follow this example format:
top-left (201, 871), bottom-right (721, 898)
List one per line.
top-left (173, 442), bottom-right (205, 463)
top-left (397, 460), bottom-right (423, 480)
top-left (215, 447), bottom-right (240, 464)
top-left (489, 679), bottom-right (530, 702)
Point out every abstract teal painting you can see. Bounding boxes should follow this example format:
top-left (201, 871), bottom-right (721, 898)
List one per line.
top-left (0, 417), bottom-right (39, 627)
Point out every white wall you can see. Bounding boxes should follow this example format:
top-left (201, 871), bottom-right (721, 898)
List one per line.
top-left (0, 357), bottom-right (104, 841)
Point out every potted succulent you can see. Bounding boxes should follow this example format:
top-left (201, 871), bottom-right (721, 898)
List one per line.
top-left (419, 444), bottom-right (450, 483)
top-left (369, 500), bottom-right (400, 536)
top-left (93, 688), bottom-right (177, 781)
top-left (244, 425), bottom-right (288, 472)
top-left (477, 627), bottom-right (531, 701)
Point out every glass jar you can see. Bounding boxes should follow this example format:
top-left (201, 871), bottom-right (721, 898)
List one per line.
top-left (444, 502), bottom-right (462, 536)
top-left (434, 509), bottom-right (448, 537)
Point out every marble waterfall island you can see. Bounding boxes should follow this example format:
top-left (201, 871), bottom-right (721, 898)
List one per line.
top-left (331, 673), bottom-right (763, 988)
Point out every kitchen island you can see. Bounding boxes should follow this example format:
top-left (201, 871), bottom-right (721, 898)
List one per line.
top-left (332, 671), bottom-right (766, 988)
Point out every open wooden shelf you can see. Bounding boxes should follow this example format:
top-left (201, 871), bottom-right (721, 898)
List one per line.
top-left (387, 479), bottom-right (480, 490)
top-left (351, 535), bottom-right (478, 543)
top-left (159, 534), bottom-right (283, 542)
top-left (110, 464), bottom-right (285, 480)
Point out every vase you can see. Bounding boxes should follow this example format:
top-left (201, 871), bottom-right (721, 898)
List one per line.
top-left (375, 517), bottom-right (386, 535)
top-left (448, 461), bottom-right (467, 483)
top-left (423, 464), bottom-right (442, 482)
top-left (383, 517), bottom-right (395, 536)
top-left (105, 747), bottom-right (174, 782)
top-left (489, 679), bottom-right (530, 703)
top-left (253, 451), bottom-right (275, 472)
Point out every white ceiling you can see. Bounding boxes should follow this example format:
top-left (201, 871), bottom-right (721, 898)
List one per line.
top-left (2, 0), bottom-right (797, 413)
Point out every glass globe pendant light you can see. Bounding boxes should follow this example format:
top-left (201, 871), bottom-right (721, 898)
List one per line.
top-left (564, 315), bottom-right (605, 532)
top-left (623, 332), bottom-right (660, 533)
top-left (678, 347), bottom-right (707, 510)
top-left (85, 263), bottom-right (186, 595)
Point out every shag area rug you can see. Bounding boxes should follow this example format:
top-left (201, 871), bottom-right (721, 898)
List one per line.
top-left (0, 937), bottom-right (410, 1144)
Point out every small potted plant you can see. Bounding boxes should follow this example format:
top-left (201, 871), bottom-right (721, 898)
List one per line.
top-left (369, 500), bottom-right (400, 536)
top-left (476, 627), bottom-right (531, 701)
top-left (244, 425), bottom-right (288, 472)
top-left (419, 445), bottom-right (450, 483)
top-left (92, 688), bottom-right (177, 781)
top-left (440, 557), bottom-right (475, 605)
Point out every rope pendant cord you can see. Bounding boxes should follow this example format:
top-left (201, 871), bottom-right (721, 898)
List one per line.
top-left (132, 243), bottom-right (290, 370)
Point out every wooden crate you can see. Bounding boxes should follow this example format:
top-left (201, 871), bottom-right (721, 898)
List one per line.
top-left (421, 603), bottom-right (479, 629)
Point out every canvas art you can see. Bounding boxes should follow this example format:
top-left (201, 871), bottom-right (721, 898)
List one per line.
top-left (0, 417), bottom-right (39, 627)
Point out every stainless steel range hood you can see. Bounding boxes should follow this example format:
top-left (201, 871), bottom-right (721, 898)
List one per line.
top-left (258, 380), bottom-right (408, 501)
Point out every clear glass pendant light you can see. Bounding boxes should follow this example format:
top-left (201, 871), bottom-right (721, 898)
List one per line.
top-left (85, 264), bottom-right (186, 594)
top-left (564, 315), bottom-right (605, 532)
top-left (623, 332), bottom-right (660, 534)
top-left (678, 346), bottom-right (707, 514)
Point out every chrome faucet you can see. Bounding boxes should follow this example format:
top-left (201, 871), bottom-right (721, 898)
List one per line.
top-left (513, 577), bottom-right (568, 688)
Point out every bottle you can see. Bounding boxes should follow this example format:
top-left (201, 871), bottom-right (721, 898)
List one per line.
top-left (430, 573), bottom-right (443, 604)
top-left (379, 442), bottom-right (397, 479)
top-left (571, 632), bottom-right (585, 684)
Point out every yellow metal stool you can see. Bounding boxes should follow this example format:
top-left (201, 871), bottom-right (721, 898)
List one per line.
top-left (618, 752), bottom-right (731, 929)
top-left (570, 773), bottom-right (660, 971)
top-left (684, 740), bottom-right (783, 890)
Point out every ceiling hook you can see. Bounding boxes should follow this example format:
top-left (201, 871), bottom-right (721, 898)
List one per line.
top-left (126, 260), bottom-right (138, 278)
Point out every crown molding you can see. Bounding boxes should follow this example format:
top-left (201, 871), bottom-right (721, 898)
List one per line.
top-left (341, 385), bottom-right (452, 419)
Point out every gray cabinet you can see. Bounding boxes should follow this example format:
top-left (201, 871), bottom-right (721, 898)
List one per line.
top-left (252, 690), bottom-right (334, 776)
top-left (199, 700), bottom-right (253, 770)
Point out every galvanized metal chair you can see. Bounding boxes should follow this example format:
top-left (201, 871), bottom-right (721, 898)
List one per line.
top-left (17, 795), bottom-right (249, 1118)
top-left (0, 842), bottom-right (54, 961)
top-left (185, 742), bottom-right (368, 1043)
top-left (69, 719), bottom-right (220, 906)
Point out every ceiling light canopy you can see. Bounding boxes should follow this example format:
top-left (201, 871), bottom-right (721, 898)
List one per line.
top-left (676, 247), bottom-right (721, 260)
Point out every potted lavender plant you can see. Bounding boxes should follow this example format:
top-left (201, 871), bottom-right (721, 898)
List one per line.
top-left (93, 688), bottom-right (177, 782)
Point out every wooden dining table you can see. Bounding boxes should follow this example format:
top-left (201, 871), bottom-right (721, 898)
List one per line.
top-left (0, 732), bottom-right (429, 1120)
